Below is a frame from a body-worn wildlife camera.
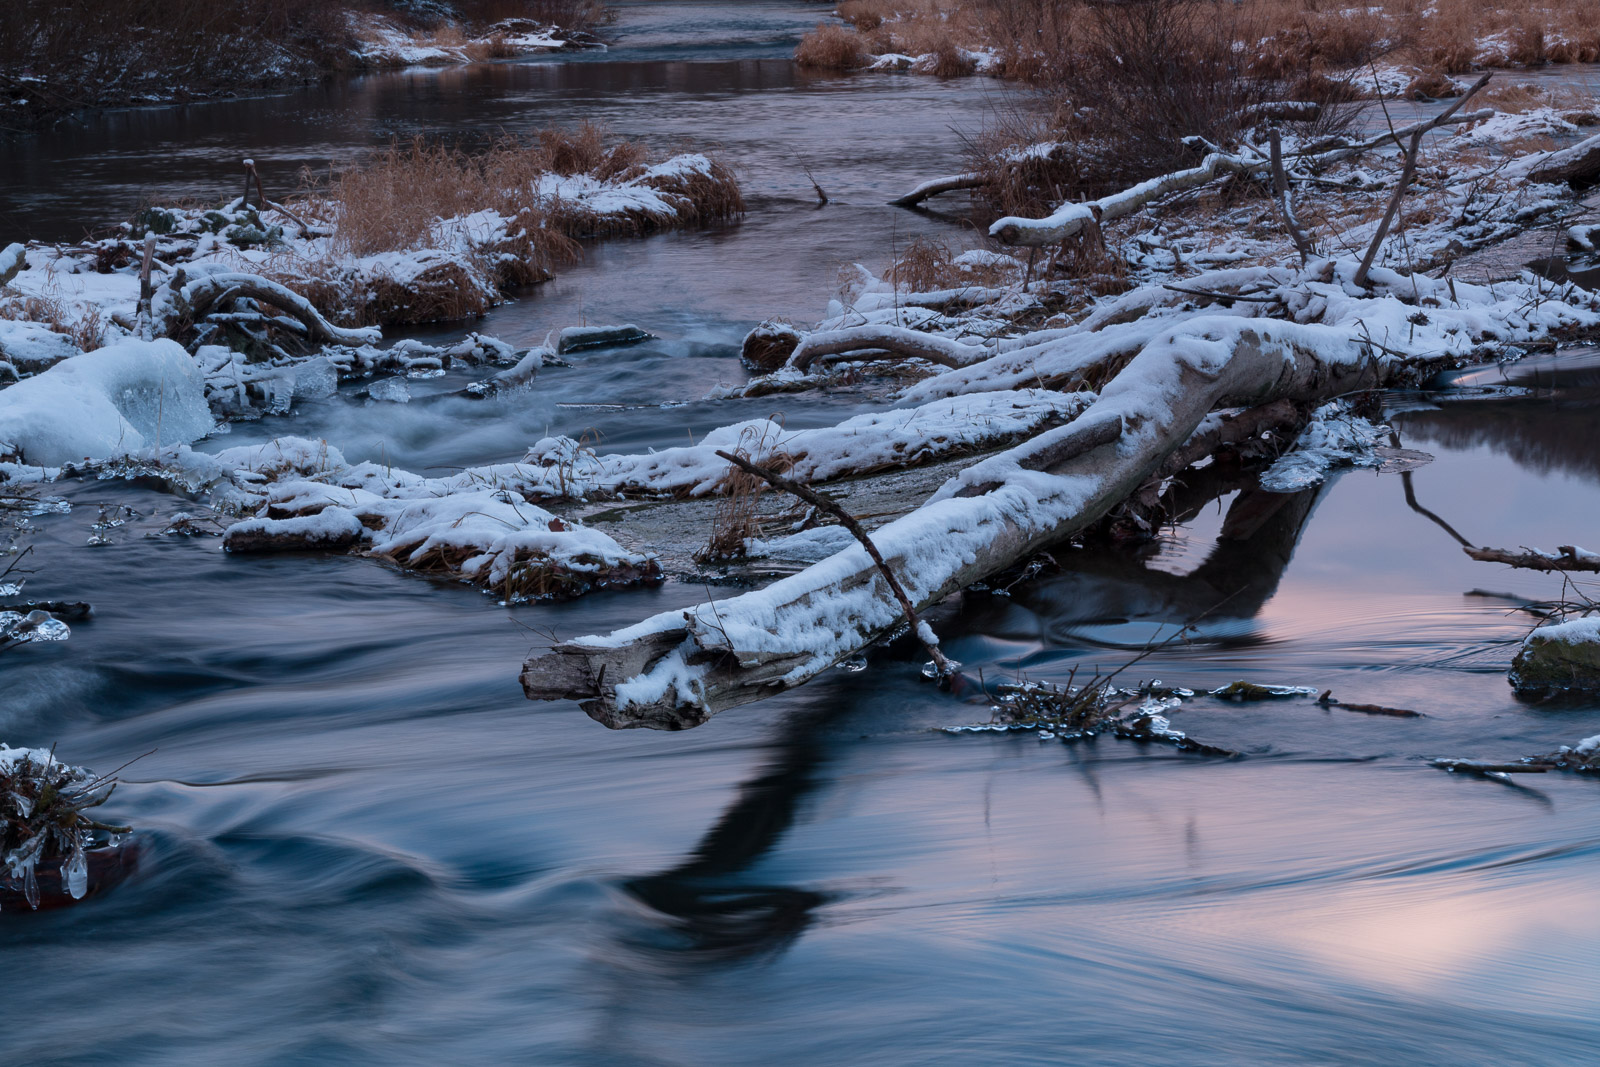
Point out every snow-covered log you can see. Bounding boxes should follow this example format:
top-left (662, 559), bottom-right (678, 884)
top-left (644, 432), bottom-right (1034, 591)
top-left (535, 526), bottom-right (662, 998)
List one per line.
top-left (158, 273), bottom-right (381, 346)
top-left (989, 150), bottom-right (1266, 247)
top-left (785, 325), bottom-right (989, 372)
top-left (890, 172), bottom-right (988, 208)
top-left (521, 315), bottom-right (1426, 729)
top-left (1528, 131), bottom-right (1600, 185)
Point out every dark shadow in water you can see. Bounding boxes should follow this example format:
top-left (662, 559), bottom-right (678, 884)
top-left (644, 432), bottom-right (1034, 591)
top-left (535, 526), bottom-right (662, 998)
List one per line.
top-left (620, 706), bottom-right (838, 962)
top-left (959, 475), bottom-right (1323, 652)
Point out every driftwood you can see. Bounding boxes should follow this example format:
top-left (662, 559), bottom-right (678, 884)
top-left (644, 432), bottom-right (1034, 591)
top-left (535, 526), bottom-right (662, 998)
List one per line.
top-left (522, 319), bottom-right (1414, 729)
top-left (890, 171), bottom-right (989, 208)
top-left (160, 272), bottom-right (380, 346)
top-left (1464, 544), bottom-right (1600, 572)
top-left (986, 101), bottom-right (1495, 248)
top-left (785, 325), bottom-right (988, 373)
top-left (1528, 131), bottom-right (1600, 185)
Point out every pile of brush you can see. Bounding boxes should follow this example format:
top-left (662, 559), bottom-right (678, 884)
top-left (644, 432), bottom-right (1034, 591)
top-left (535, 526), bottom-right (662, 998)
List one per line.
top-left (1, 745), bottom-right (130, 911)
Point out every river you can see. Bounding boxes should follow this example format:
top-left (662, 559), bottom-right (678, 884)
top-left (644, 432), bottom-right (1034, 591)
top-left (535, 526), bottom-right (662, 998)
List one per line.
top-left (3, 3), bottom-right (1600, 1064)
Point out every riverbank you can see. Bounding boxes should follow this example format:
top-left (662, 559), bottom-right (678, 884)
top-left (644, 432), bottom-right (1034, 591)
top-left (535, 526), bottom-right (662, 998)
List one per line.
top-left (797, 0), bottom-right (1600, 96)
top-left (0, 0), bottom-right (606, 134)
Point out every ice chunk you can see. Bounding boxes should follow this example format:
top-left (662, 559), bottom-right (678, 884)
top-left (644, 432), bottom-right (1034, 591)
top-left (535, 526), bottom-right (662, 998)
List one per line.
top-left (0, 339), bottom-right (212, 465)
top-left (368, 377), bottom-right (412, 403)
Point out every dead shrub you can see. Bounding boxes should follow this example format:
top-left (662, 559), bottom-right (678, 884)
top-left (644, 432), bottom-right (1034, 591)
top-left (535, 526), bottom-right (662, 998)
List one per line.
top-left (930, 42), bottom-right (976, 78)
top-left (884, 237), bottom-right (959, 292)
top-left (1027, 0), bottom-right (1289, 197)
top-left (795, 24), bottom-right (868, 69)
top-left (696, 465), bottom-right (766, 563)
top-left (837, 0), bottom-right (885, 31)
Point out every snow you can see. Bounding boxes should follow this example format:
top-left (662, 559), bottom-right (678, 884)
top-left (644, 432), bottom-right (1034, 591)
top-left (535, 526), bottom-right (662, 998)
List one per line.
top-left (1525, 617), bottom-right (1600, 648)
top-left (0, 745), bottom-right (59, 772)
top-left (517, 389), bottom-right (1091, 499)
top-left (1259, 403), bottom-right (1387, 492)
top-left (0, 320), bottom-right (79, 375)
top-left (0, 339), bottom-right (212, 465)
top-left (746, 525), bottom-right (857, 563)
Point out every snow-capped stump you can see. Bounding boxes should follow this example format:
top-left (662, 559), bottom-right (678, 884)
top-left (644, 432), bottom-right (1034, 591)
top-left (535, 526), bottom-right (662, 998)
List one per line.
top-left (223, 507), bottom-right (367, 553)
top-left (0, 744), bottom-right (135, 912)
top-left (740, 321), bottom-right (802, 371)
top-left (1510, 618), bottom-right (1600, 697)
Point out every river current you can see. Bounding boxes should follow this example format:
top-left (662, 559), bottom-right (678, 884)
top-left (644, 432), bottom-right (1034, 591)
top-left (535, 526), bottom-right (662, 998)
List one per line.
top-left (4, 3), bottom-right (1600, 1064)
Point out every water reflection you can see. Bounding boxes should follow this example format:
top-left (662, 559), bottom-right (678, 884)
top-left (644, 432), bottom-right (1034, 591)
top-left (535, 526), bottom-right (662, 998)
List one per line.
top-left (622, 707), bottom-right (834, 961)
top-left (959, 477), bottom-right (1322, 654)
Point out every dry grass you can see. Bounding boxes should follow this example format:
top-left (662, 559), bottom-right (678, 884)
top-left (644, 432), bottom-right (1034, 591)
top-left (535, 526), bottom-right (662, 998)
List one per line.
top-left (811, 0), bottom-right (1600, 90)
top-left (795, 23), bottom-right (868, 70)
top-left (0, 289), bottom-right (105, 351)
top-left (276, 124), bottom-right (739, 324)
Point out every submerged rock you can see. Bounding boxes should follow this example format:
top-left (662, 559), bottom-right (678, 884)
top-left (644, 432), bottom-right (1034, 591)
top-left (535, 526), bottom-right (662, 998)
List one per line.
top-left (1510, 618), bottom-right (1600, 696)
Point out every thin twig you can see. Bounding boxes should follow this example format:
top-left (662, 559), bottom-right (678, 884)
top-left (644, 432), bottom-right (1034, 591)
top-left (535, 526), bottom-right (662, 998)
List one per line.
top-left (713, 448), bottom-right (954, 675)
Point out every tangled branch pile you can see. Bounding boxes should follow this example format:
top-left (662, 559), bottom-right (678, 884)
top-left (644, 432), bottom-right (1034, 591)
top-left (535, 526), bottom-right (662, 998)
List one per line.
top-left (1, 745), bottom-right (128, 911)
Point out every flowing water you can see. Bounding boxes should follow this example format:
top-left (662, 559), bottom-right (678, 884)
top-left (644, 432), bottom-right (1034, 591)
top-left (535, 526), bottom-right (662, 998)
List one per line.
top-left (4, 4), bottom-right (1600, 1064)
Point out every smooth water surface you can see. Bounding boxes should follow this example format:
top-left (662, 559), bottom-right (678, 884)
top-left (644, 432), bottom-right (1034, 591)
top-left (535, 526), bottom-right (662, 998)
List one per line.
top-left (4, 4), bottom-right (1600, 1064)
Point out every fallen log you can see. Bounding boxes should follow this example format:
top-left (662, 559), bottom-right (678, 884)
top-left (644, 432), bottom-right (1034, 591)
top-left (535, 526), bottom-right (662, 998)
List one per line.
top-left (988, 95), bottom-right (1494, 248)
top-left (890, 171), bottom-right (988, 208)
top-left (785, 324), bottom-right (989, 373)
top-left (157, 272), bottom-right (381, 347)
top-left (522, 316), bottom-right (1414, 729)
top-left (1528, 131), bottom-right (1600, 186)
top-left (1464, 544), bottom-right (1600, 572)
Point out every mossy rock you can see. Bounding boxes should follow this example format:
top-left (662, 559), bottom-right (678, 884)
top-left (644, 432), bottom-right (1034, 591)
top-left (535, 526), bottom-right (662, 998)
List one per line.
top-left (1510, 619), bottom-right (1600, 696)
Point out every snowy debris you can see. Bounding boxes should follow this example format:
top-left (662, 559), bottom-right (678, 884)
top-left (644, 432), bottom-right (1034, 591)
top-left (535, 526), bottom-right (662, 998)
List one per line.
top-left (1, 745), bottom-right (128, 911)
top-left (1259, 403), bottom-right (1387, 492)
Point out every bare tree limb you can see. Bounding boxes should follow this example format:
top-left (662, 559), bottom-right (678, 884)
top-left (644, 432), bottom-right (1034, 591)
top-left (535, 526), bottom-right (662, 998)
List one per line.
top-left (713, 449), bottom-right (954, 675)
top-left (1353, 73), bottom-right (1493, 288)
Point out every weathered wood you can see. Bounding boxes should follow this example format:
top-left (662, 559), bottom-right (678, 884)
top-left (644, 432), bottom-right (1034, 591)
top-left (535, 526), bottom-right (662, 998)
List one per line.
top-left (522, 319), bottom-right (1412, 729)
top-left (1270, 130), bottom-right (1313, 266)
top-left (890, 171), bottom-right (988, 208)
top-left (1464, 544), bottom-right (1600, 572)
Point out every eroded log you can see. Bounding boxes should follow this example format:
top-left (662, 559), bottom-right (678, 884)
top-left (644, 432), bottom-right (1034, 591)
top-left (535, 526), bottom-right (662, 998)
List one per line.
top-left (523, 317), bottom-right (1412, 729)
